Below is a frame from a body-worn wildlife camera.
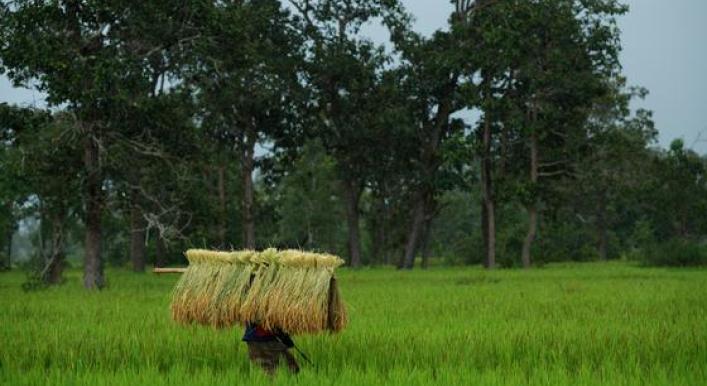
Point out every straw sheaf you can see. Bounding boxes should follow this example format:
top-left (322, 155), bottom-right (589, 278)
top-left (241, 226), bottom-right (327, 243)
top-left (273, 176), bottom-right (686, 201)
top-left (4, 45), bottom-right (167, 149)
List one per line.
top-left (171, 248), bottom-right (347, 335)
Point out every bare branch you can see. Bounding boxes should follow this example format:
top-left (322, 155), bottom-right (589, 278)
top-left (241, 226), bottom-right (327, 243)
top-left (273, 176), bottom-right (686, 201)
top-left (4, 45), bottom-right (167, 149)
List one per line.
top-left (539, 159), bottom-right (569, 168)
top-left (539, 170), bottom-right (567, 178)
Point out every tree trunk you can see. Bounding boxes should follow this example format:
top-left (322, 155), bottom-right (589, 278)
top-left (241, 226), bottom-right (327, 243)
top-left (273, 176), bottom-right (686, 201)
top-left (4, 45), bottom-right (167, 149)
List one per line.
top-left (596, 190), bottom-right (608, 260)
top-left (370, 197), bottom-right (387, 266)
top-left (47, 210), bottom-right (66, 284)
top-left (342, 179), bottom-right (362, 268)
top-left (521, 130), bottom-right (539, 269)
top-left (597, 222), bottom-right (608, 261)
top-left (4, 210), bottom-right (12, 270)
top-left (67, 1), bottom-right (103, 288)
top-left (522, 206), bottom-right (537, 268)
top-left (5, 228), bottom-right (11, 269)
top-left (403, 80), bottom-right (455, 270)
top-left (480, 116), bottom-right (496, 268)
top-left (217, 163), bottom-right (227, 248)
top-left (396, 249), bottom-right (406, 269)
top-left (241, 126), bottom-right (256, 249)
top-left (402, 193), bottom-right (426, 269)
top-left (129, 191), bottom-right (146, 272)
top-left (419, 215), bottom-right (433, 269)
top-left (38, 203), bottom-right (47, 260)
top-left (480, 199), bottom-right (488, 266)
top-left (155, 236), bottom-right (167, 268)
top-left (371, 225), bottom-right (385, 265)
top-left (83, 130), bottom-right (104, 289)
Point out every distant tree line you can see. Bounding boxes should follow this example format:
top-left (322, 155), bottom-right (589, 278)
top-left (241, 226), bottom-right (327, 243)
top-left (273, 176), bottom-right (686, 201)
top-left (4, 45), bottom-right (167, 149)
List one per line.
top-left (0, 0), bottom-right (705, 288)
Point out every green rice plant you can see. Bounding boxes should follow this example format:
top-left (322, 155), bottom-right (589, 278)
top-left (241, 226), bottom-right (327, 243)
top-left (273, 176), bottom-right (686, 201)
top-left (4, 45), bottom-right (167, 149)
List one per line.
top-left (171, 248), bottom-right (347, 334)
top-left (1, 262), bottom-right (705, 385)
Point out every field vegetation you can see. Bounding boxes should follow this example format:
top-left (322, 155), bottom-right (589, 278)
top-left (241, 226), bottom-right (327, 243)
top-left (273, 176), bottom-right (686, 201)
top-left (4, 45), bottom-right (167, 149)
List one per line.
top-left (2, 262), bottom-right (705, 385)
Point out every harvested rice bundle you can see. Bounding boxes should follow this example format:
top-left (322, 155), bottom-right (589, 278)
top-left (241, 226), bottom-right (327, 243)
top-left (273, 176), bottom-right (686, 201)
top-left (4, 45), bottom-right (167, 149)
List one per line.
top-left (170, 248), bottom-right (347, 335)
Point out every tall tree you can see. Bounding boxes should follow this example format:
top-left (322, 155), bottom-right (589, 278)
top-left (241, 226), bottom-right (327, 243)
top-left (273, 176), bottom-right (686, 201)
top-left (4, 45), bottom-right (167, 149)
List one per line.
top-left (289, 0), bottom-right (405, 267)
top-left (515, 0), bottom-right (626, 268)
top-left (571, 82), bottom-right (656, 260)
top-left (0, 105), bottom-right (82, 284)
top-left (0, 1), bottom-right (202, 287)
top-left (185, 0), bottom-right (303, 250)
top-left (467, 0), bottom-right (626, 267)
top-left (651, 140), bottom-right (707, 240)
top-left (389, 0), bottom-right (488, 269)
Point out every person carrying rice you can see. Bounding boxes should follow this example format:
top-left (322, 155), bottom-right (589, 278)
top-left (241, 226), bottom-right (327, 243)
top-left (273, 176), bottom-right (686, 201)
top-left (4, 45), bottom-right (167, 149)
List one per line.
top-left (163, 248), bottom-right (347, 374)
top-left (242, 322), bottom-right (299, 374)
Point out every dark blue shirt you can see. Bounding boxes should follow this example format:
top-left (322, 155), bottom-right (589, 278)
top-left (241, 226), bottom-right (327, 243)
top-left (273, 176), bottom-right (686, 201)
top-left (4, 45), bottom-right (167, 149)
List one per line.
top-left (242, 323), bottom-right (294, 348)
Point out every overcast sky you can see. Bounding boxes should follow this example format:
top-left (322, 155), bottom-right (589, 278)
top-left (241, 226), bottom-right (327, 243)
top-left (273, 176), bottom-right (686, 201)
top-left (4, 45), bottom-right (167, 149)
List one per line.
top-left (1, 0), bottom-right (705, 154)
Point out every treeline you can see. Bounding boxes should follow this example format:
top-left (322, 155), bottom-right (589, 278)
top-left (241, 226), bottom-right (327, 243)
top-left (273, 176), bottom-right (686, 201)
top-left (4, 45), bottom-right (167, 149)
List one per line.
top-left (0, 1), bottom-right (705, 288)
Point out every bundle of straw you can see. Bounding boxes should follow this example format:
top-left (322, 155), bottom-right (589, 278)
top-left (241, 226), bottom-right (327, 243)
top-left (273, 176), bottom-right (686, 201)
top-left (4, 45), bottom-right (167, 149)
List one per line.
top-left (171, 248), bottom-right (347, 335)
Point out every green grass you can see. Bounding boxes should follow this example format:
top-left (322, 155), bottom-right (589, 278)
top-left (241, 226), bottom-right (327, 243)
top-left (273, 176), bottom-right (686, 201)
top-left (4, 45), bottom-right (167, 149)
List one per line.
top-left (1, 262), bottom-right (706, 385)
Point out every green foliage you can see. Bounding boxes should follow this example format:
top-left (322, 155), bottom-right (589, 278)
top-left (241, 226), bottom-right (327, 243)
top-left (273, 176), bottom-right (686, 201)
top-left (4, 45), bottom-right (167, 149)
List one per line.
top-left (648, 140), bottom-right (707, 240)
top-left (20, 253), bottom-right (51, 292)
top-left (1, 262), bottom-right (706, 384)
top-left (428, 190), bottom-right (481, 265)
top-left (641, 239), bottom-right (707, 267)
top-left (537, 221), bottom-right (600, 263)
top-left (273, 141), bottom-right (346, 255)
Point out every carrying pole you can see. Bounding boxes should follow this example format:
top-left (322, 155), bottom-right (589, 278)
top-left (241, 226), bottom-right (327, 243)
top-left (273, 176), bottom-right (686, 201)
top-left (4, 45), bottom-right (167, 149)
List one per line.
top-left (153, 267), bottom-right (187, 274)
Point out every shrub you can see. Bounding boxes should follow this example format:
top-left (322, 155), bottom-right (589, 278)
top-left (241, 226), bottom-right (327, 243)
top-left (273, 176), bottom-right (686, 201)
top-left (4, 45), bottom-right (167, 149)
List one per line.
top-left (642, 239), bottom-right (707, 267)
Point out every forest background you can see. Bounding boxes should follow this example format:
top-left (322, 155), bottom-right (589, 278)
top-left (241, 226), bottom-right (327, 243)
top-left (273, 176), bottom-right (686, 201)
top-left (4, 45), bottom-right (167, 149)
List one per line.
top-left (0, 0), bottom-right (706, 289)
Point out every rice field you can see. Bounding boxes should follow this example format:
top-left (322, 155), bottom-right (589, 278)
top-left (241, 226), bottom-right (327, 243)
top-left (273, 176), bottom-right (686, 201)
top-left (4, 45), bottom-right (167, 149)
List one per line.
top-left (1, 262), bottom-right (705, 385)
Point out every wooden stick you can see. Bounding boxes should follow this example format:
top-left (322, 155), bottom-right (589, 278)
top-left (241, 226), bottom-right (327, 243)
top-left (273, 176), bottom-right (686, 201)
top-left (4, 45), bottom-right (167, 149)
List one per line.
top-left (153, 267), bottom-right (187, 274)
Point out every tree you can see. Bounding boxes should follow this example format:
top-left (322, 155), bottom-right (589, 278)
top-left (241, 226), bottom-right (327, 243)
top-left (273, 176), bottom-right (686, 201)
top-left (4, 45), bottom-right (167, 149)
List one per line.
top-left (650, 140), bottom-right (707, 240)
top-left (185, 0), bottom-right (304, 250)
top-left (0, 105), bottom-right (82, 284)
top-left (387, 1), bottom-right (487, 269)
top-left (289, 0), bottom-right (405, 267)
top-left (570, 82), bottom-right (657, 260)
top-left (466, 0), bottom-right (627, 267)
top-left (273, 140), bottom-right (345, 254)
top-left (0, 1), bottom-right (203, 287)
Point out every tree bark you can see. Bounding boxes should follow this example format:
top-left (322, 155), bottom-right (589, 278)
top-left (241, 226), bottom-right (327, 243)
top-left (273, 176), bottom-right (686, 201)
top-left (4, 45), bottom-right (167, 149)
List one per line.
top-left (521, 129), bottom-right (539, 269)
top-left (241, 126), bottom-right (256, 249)
top-left (480, 199), bottom-right (488, 266)
top-left (47, 210), bottom-right (66, 284)
top-left (396, 249), bottom-right (406, 269)
top-left (83, 129), bottom-right (104, 289)
top-left (522, 206), bottom-right (537, 268)
top-left (480, 116), bottom-right (496, 268)
top-left (5, 226), bottom-right (11, 269)
top-left (596, 190), bottom-right (608, 260)
top-left (402, 82), bottom-right (455, 270)
top-left (370, 196), bottom-right (387, 266)
top-left (4, 204), bottom-right (12, 269)
top-left (38, 204), bottom-right (46, 260)
top-left (402, 193), bottom-right (426, 269)
top-left (67, 1), bottom-right (104, 288)
top-left (419, 214), bottom-right (433, 269)
top-left (217, 163), bottom-right (227, 248)
top-left (155, 235), bottom-right (167, 268)
top-left (342, 179), bottom-right (362, 268)
top-left (129, 190), bottom-right (146, 272)
top-left (371, 224), bottom-right (385, 265)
